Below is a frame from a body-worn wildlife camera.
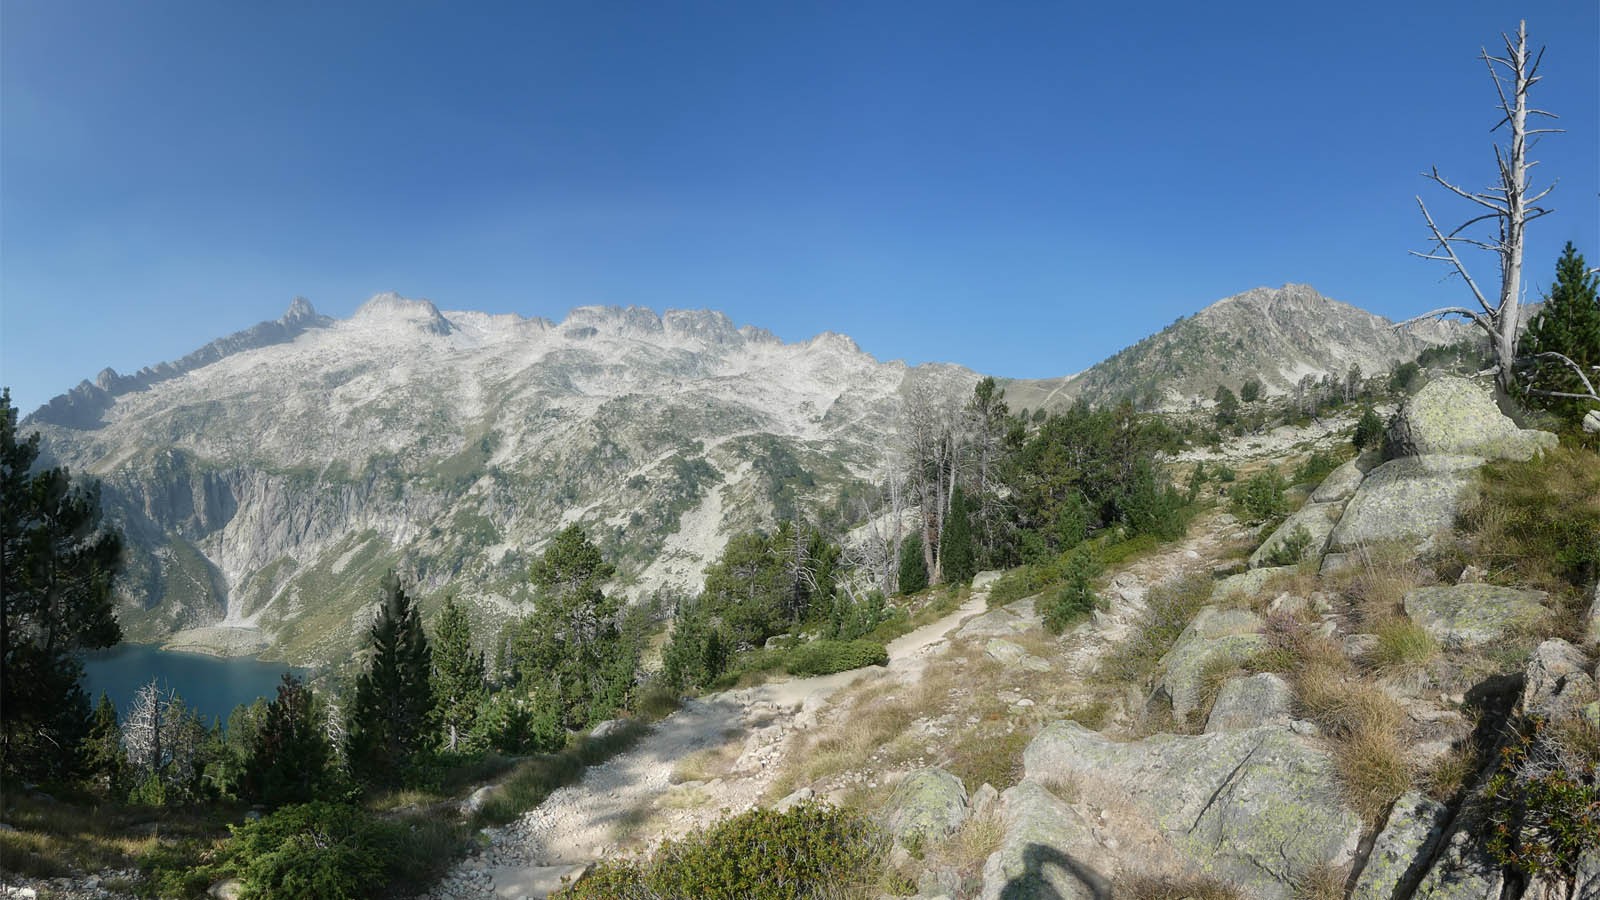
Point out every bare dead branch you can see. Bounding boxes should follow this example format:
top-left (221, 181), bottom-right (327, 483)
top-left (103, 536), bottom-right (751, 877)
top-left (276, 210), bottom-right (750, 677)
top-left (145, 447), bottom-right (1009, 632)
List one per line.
top-left (1415, 197), bottom-right (1493, 315)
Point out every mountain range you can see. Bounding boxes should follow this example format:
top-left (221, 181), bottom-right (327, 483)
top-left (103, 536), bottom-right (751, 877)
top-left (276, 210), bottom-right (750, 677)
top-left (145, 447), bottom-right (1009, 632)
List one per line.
top-left (24, 284), bottom-right (1466, 665)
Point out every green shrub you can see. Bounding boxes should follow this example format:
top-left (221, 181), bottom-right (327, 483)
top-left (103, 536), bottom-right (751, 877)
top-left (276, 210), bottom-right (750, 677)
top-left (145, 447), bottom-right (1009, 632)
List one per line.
top-left (1292, 449), bottom-right (1344, 486)
top-left (1230, 469), bottom-right (1288, 525)
top-left (225, 802), bottom-right (399, 900)
top-left (137, 839), bottom-right (220, 899)
top-left (1213, 464), bottom-right (1237, 483)
top-left (1042, 548), bottom-right (1098, 635)
top-left (898, 537), bottom-right (928, 595)
top-left (785, 640), bottom-right (889, 676)
top-left (1263, 524), bottom-right (1315, 567)
top-left (558, 802), bottom-right (883, 899)
top-left (1485, 716), bottom-right (1600, 878)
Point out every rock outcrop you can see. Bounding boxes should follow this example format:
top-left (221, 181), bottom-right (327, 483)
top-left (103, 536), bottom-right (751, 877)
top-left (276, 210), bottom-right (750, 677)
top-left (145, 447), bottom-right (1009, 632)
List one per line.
top-left (1205, 673), bottom-right (1293, 733)
top-left (1018, 722), bottom-right (1361, 899)
top-left (1385, 375), bottom-right (1558, 461)
top-left (1403, 584), bottom-right (1549, 650)
top-left (882, 768), bottom-right (970, 852)
top-left (1326, 455), bottom-right (1483, 553)
top-left (1155, 607), bottom-right (1265, 722)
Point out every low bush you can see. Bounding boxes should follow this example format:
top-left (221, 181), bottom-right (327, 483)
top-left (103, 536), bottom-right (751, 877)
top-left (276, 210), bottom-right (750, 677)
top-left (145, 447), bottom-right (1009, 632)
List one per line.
top-left (785, 639), bottom-right (889, 676)
top-left (1042, 548), bottom-right (1099, 635)
top-left (558, 802), bottom-right (884, 899)
top-left (224, 802), bottom-right (399, 900)
top-left (1263, 524), bottom-right (1315, 567)
top-left (1485, 715), bottom-right (1600, 879)
top-left (1293, 449), bottom-right (1345, 486)
top-left (1230, 469), bottom-right (1289, 525)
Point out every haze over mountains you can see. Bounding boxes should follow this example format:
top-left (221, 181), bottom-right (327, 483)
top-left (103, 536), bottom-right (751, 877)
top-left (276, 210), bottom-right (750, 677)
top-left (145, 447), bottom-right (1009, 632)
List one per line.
top-left (25, 284), bottom-right (1466, 665)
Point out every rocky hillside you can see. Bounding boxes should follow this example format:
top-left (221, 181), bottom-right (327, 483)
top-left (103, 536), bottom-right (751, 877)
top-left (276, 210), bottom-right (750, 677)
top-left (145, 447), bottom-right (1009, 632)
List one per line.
top-left (26, 296), bottom-right (976, 665)
top-left (1002, 284), bottom-right (1470, 412)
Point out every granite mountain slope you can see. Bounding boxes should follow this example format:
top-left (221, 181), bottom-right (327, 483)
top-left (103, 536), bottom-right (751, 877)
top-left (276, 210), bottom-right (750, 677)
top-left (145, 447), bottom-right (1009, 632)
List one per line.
top-left (1002, 284), bottom-right (1469, 413)
top-left (27, 295), bottom-right (976, 665)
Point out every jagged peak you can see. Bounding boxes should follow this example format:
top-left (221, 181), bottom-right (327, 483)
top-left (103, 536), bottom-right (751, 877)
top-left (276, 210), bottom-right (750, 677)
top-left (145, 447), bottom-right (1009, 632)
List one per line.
top-left (281, 296), bottom-right (318, 324)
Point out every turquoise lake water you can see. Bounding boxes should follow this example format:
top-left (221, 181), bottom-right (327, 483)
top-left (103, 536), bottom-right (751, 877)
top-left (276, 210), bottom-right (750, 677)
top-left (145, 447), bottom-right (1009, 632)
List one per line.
top-left (82, 644), bottom-right (309, 725)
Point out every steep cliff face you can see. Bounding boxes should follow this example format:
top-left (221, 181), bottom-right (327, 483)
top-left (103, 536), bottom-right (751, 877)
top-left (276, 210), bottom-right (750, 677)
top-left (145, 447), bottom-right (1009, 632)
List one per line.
top-left (28, 296), bottom-right (974, 665)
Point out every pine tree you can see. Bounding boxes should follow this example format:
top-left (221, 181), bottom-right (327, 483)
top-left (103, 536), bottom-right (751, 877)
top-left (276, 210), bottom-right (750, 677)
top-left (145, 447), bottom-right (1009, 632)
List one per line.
top-left (897, 534), bottom-right (928, 595)
top-left (1213, 385), bottom-right (1239, 427)
top-left (939, 487), bottom-right (977, 586)
top-left (2, 389), bottom-right (124, 781)
top-left (1518, 242), bottom-right (1600, 425)
top-left (244, 674), bottom-right (332, 807)
top-left (430, 596), bottom-right (486, 752)
top-left (506, 526), bottom-right (633, 731)
top-left (1353, 407), bottom-right (1384, 451)
top-left (81, 693), bottom-right (126, 795)
top-left (345, 572), bottom-right (434, 788)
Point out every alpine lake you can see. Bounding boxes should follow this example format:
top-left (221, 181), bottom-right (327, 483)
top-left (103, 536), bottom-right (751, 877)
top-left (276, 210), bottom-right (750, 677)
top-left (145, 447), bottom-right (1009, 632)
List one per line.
top-left (82, 644), bottom-right (310, 725)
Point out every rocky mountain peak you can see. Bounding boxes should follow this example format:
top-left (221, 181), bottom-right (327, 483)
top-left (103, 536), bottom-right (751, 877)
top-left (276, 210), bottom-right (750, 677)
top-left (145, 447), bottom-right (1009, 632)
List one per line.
top-left (351, 292), bottom-right (454, 335)
top-left (281, 296), bottom-right (319, 325)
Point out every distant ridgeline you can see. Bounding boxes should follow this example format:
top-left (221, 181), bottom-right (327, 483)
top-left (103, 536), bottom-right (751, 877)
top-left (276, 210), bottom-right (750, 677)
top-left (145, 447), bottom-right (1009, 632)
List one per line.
top-left (27, 298), bottom-right (332, 430)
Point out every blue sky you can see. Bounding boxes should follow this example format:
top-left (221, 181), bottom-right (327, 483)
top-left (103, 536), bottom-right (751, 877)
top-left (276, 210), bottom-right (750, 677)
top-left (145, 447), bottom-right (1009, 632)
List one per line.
top-left (3, 1), bottom-right (1597, 414)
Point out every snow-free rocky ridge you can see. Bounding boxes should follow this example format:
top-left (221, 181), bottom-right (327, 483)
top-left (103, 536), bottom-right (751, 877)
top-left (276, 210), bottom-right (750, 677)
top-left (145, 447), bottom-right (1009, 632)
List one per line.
top-left (26, 296), bottom-right (976, 664)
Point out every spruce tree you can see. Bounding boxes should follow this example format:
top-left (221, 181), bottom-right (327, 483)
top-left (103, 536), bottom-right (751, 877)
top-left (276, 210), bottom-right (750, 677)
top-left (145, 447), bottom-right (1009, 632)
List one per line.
top-left (897, 534), bottom-right (928, 595)
top-left (1518, 242), bottom-right (1600, 425)
top-left (345, 572), bottom-right (434, 788)
top-left (1, 389), bottom-right (124, 781)
top-left (244, 674), bottom-right (332, 807)
top-left (431, 596), bottom-right (486, 752)
top-left (938, 487), bottom-right (977, 586)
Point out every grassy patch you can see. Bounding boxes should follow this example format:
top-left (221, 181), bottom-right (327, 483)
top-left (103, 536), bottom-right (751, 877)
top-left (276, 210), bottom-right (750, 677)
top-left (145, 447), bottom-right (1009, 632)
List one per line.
top-left (1456, 446), bottom-right (1600, 638)
top-left (1368, 619), bottom-right (1438, 675)
top-left (1100, 574), bottom-right (1212, 688)
top-left (947, 727), bottom-right (1032, 792)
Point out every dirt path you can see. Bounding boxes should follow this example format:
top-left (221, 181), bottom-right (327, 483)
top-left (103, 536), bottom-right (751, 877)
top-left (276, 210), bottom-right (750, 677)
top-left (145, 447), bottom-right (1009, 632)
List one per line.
top-left (431, 587), bottom-right (992, 900)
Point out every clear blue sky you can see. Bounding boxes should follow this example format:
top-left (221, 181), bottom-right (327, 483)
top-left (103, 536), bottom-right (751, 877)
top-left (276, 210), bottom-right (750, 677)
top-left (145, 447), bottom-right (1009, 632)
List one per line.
top-left (3, 1), bottom-right (1596, 414)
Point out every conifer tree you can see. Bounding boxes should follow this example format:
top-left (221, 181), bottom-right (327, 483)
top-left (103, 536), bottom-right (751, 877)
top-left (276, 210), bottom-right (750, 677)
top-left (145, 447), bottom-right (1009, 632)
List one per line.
top-left (345, 572), bottom-right (434, 788)
top-left (938, 487), bottom-right (977, 586)
top-left (82, 693), bottom-right (126, 795)
top-left (1518, 242), bottom-right (1600, 425)
top-left (506, 526), bottom-right (632, 731)
top-left (431, 596), bottom-right (486, 752)
top-left (897, 534), bottom-right (928, 595)
top-left (244, 674), bottom-right (332, 807)
top-left (1353, 407), bottom-right (1384, 451)
top-left (2, 389), bottom-right (124, 781)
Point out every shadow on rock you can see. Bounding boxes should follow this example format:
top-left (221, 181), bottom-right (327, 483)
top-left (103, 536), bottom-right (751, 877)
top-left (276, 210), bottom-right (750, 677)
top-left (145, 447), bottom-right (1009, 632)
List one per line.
top-left (999, 842), bottom-right (1112, 900)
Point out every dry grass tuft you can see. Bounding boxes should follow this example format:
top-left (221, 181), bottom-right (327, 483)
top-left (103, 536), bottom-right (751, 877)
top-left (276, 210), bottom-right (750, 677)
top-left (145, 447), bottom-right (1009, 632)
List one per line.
top-left (1294, 862), bottom-right (1349, 900)
top-left (1368, 619), bottom-right (1438, 675)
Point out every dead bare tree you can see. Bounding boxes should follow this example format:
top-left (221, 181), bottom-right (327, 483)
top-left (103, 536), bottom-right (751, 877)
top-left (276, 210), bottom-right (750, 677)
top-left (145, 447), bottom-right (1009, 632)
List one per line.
top-left (1399, 20), bottom-right (1560, 395)
top-left (900, 378), bottom-right (965, 584)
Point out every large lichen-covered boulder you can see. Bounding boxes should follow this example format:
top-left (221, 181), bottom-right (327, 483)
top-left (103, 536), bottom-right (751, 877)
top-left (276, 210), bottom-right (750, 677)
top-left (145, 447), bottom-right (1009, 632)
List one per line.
top-left (1157, 607), bottom-right (1265, 722)
top-left (1023, 722), bottom-right (1361, 899)
top-left (1249, 500), bottom-right (1345, 569)
top-left (1386, 375), bottom-right (1557, 461)
top-left (882, 767), bottom-right (970, 850)
top-left (1212, 566), bottom-right (1297, 603)
top-left (978, 780), bottom-right (1114, 900)
top-left (1206, 673), bottom-right (1293, 733)
top-left (986, 638), bottom-right (1051, 673)
top-left (1403, 584), bottom-right (1549, 650)
top-left (1351, 791), bottom-right (1450, 900)
top-left (1586, 579), bottom-right (1600, 646)
top-left (1327, 455), bottom-right (1484, 553)
top-left (1311, 457), bottom-right (1369, 503)
top-left (957, 599), bottom-right (1037, 639)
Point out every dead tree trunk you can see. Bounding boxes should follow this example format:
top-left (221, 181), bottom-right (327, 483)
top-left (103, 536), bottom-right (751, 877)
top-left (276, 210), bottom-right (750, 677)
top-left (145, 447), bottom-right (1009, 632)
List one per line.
top-left (1400, 20), bottom-right (1559, 395)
